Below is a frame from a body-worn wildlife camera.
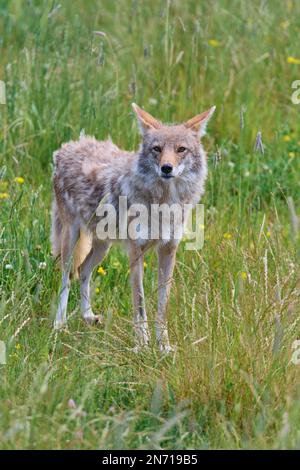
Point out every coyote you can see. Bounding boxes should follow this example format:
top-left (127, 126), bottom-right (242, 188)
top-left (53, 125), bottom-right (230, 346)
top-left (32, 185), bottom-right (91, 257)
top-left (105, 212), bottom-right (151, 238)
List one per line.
top-left (51, 104), bottom-right (215, 352)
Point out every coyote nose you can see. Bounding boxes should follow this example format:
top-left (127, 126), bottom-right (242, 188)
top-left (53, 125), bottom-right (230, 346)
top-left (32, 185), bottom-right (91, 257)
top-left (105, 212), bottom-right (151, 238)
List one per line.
top-left (161, 163), bottom-right (173, 175)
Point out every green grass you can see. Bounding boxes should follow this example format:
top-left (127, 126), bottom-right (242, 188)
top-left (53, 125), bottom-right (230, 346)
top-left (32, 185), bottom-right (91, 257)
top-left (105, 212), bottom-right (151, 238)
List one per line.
top-left (1, 0), bottom-right (300, 449)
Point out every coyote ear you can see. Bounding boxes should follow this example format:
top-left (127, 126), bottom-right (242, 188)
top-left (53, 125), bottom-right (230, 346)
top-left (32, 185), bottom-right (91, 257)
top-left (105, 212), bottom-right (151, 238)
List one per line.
top-left (132, 103), bottom-right (162, 134)
top-left (184, 106), bottom-right (216, 136)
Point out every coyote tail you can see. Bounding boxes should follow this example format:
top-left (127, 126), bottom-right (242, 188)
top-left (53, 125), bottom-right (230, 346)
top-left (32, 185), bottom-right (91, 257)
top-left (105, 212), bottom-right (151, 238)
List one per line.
top-left (72, 229), bottom-right (92, 279)
top-left (51, 199), bottom-right (62, 258)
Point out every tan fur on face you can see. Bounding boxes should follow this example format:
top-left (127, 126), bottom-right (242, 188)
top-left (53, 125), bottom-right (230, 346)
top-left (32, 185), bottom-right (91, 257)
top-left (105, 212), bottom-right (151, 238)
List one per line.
top-left (145, 124), bottom-right (198, 170)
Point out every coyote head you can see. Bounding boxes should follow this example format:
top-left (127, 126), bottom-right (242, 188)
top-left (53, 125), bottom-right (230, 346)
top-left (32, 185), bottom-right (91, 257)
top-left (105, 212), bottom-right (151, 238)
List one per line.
top-left (132, 103), bottom-right (215, 181)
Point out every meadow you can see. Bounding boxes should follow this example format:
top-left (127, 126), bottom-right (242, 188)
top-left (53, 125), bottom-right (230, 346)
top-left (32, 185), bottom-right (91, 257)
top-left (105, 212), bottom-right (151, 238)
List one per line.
top-left (1, 0), bottom-right (300, 449)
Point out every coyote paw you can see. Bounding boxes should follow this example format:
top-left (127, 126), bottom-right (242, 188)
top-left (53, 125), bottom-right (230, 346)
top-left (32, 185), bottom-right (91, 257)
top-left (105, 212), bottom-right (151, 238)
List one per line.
top-left (130, 343), bottom-right (149, 354)
top-left (83, 314), bottom-right (103, 326)
top-left (159, 343), bottom-right (175, 355)
top-left (53, 319), bottom-right (68, 330)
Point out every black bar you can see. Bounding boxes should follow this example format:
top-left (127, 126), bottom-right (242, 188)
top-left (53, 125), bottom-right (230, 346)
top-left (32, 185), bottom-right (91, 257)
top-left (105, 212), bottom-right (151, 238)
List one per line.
top-left (0, 450), bottom-right (297, 466)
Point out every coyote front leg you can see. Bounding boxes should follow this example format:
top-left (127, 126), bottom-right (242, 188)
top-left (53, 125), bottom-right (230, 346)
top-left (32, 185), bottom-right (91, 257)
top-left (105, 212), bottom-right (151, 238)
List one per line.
top-left (129, 242), bottom-right (150, 348)
top-left (156, 243), bottom-right (177, 352)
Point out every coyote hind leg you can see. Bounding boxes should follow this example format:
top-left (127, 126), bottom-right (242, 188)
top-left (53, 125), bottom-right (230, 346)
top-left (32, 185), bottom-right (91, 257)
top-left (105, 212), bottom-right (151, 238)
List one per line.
top-left (54, 222), bottom-right (80, 329)
top-left (79, 239), bottom-right (110, 324)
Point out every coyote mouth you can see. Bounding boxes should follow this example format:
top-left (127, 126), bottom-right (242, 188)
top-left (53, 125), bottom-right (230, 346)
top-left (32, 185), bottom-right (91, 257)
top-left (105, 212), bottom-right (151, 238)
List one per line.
top-left (161, 174), bottom-right (174, 180)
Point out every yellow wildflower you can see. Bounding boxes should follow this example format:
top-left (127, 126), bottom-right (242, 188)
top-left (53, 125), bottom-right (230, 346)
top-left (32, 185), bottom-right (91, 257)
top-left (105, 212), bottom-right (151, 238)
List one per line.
top-left (288, 152), bottom-right (295, 158)
top-left (266, 231), bottom-right (271, 238)
top-left (283, 135), bottom-right (291, 142)
top-left (240, 272), bottom-right (247, 280)
top-left (0, 192), bottom-right (9, 199)
top-left (143, 261), bottom-right (148, 268)
top-left (223, 232), bottom-right (232, 240)
top-left (287, 56), bottom-right (300, 64)
top-left (208, 39), bottom-right (220, 47)
top-left (95, 287), bottom-right (100, 294)
top-left (14, 176), bottom-right (25, 184)
top-left (15, 343), bottom-right (21, 350)
top-left (280, 20), bottom-right (289, 30)
top-left (97, 266), bottom-right (106, 276)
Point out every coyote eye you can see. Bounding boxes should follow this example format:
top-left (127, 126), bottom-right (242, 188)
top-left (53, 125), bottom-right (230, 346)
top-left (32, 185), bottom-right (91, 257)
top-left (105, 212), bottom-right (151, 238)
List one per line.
top-left (177, 146), bottom-right (187, 153)
top-left (152, 146), bottom-right (162, 153)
